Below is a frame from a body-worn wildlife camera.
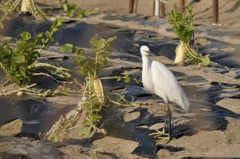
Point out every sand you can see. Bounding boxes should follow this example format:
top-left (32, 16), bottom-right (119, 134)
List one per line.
top-left (0, 0), bottom-right (240, 158)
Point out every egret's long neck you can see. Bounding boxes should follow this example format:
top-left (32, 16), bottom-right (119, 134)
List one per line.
top-left (142, 55), bottom-right (152, 69)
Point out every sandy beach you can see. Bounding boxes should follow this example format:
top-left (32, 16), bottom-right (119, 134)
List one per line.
top-left (0, 0), bottom-right (240, 158)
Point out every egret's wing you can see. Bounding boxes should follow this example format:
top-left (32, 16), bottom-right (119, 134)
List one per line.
top-left (151, 61), bottom-right (189, 111)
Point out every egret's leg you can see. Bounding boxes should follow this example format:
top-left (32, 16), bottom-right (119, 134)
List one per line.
top-left (162, 111), bottom-right (167, 133)
top-left (167, 103), bottom-right (171, 138)
top-left (149, 101), bottom-right (172, 142)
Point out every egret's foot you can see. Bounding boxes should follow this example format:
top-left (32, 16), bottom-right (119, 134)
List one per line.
top-left (149, 129), bottom-right (175, 143)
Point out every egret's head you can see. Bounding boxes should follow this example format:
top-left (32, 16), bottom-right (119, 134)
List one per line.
top-left (140, 45), bottom-right (155, 56)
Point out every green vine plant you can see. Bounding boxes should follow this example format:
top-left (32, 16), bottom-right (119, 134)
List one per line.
top-left (0, 18), bottom-right (71, 96)
top-left (60, 35), bottom-right (116, 136)
top-left (168, 4), bottom-right (211, 66)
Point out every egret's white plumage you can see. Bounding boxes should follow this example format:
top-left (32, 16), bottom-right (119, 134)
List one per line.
top-left (140, 45), bottom-right (189, 140)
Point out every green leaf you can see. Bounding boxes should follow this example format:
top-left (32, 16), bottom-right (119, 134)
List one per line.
top-left (51, 19), bottom-right (64, 32)
top-left (55, 18), bottom-right (64, 27)
top-left (0, 22), bottom-right (4, 29)
top-left (60, 43), bottom-right (73, 52)
top-left (91, 113), bottom-right (103, 119)
top-left (20, 32), bottom-right (31, 41)
top-left (51, 27), bottom-right (58, 33)
top-left (35, 33), bottom-right (43, 39)
top-left (91, 37), bottom-right (105, 49)
top-left (76, 11), bottom-right (83, 18)
top-left (41, 39), bottom-right (46, 43)
top-left (67, 10), bottom-right (74, 17)
top-left (117, 76), bottom-right (122, 81)
top-left (92, 121), bottom-right (99, 126)
top-left (78, 127), bottom-right (92, 136)
top-left (82, 120), bottom-right (92, 127)
top-left (92, 107), bottom-right (102, 112)
top-left (124, 74), bottom-right (132, 83)
top-left (62, 3), bottom-right (68, 11)
top-left (89, 95), bottom-right (99, 104)
top-left (201, 55), bottom-right (211, 66)
top-left (107, 36), bottom-right (117, 43)
top-left (83, 9), bottom-right (98, 17)
top-left (63, 72), bottom-right (71, 78)
top-left (45, 31), bottom-right (51, 38)
top-left (14, 55), bottom-right (25, 63)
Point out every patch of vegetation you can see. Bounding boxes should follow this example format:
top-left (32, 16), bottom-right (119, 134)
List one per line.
top-left (48, 113), bottom-right (78, 142)
top-left (0, 18), bottom-right (72, 98)
top-left (0, 0), bottom-right (97, 24)
top-left (0, 0), bottom-right (136, 141)
top-left (54, 0), bottom-right (98, 18)
top-left (0, 0), bottom-right (45, 24)
top-left (60, 35), bottom-right (116, 136)
top-left (0, 19), bottom-right (67, 87)
top-left (169, 5), bottom-right (211, 66)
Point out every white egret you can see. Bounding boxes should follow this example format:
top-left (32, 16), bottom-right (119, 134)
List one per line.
top-left (140, 45), bottom-right (189, 141)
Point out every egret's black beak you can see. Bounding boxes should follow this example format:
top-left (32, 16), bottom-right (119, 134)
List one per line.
top-left (146, 50), bottom-right (156, 56)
